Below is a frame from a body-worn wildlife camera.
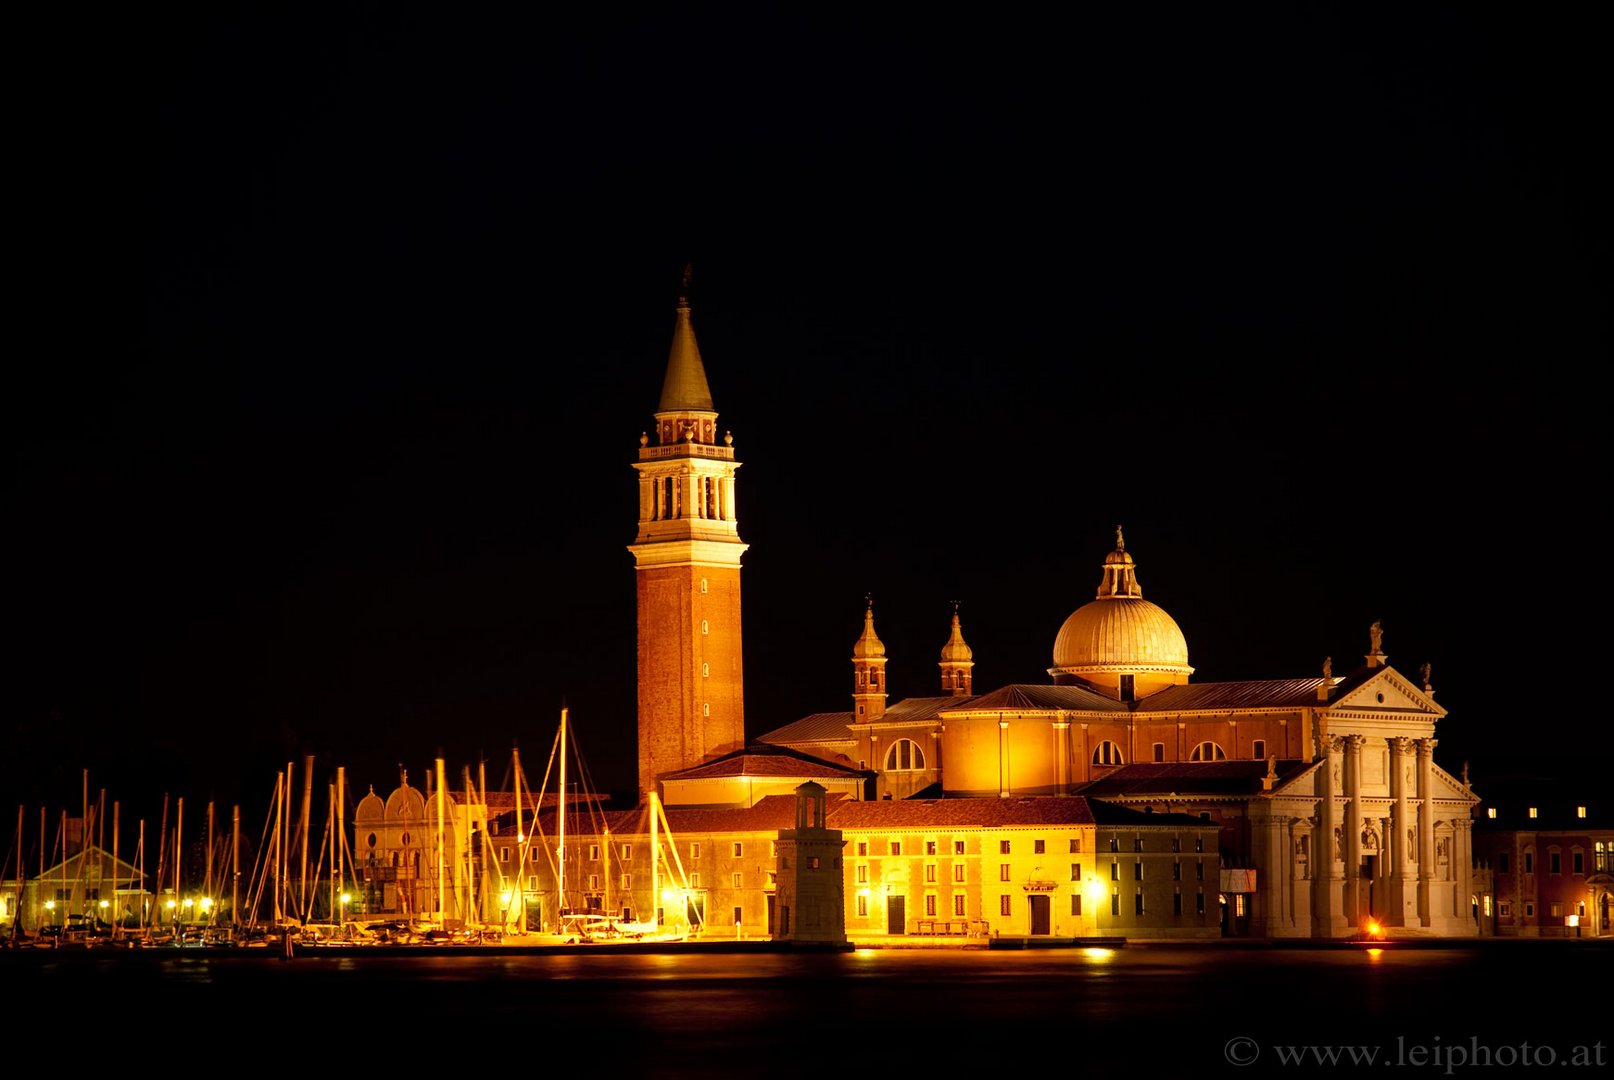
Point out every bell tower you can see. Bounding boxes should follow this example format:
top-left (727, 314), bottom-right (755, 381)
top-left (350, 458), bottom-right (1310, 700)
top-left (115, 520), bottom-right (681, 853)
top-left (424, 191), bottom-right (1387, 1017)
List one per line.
top-left (629, 268), bottom-right (748, 800)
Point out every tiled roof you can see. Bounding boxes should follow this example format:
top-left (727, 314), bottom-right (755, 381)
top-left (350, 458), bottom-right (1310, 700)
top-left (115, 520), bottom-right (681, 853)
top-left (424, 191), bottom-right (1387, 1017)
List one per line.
top-left (755, 712), bottom-right (855, 744)
top-left (825, 795), bottom-right (1097, 829)
top-left (958, 684), bottom-right (1128, 712)
top-left (1137, 679), bottom-right (1334, 712)
top-left (879, 696), bottom-right (965, 722)
top-left (1087, 801), bottom-right (1218, 827)
top-left (661, 744), bottom-right (868, 780)
top-left (1075, 760), bottom-right (1312, 797)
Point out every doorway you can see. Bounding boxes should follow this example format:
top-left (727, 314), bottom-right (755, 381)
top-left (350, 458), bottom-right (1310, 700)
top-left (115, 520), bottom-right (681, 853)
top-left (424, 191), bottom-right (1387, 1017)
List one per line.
top-left (1029, 894), bottom-right (1051, 935)
top-left (887, 895), bottom-right (906, 935)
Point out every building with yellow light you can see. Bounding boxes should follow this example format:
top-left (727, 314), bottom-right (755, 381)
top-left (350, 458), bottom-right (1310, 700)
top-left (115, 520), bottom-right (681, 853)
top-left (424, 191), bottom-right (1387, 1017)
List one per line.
top-left (346, 277), bottom-right (1478, 943)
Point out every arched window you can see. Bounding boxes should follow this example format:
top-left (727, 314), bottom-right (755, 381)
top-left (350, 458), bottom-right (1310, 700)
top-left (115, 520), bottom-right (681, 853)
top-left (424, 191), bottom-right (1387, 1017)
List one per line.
top-left (1190, 741), bottom-right (1227, 761)
top-left (885, 739), bottom-right (926, 771)
top-left (1092, 740), bottom-right (1124, 766)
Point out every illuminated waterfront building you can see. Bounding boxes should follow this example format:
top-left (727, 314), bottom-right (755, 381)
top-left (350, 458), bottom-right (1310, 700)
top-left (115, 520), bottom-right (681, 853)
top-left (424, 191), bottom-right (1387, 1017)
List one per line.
top-left (341, 280), bottom-right (1479, 942)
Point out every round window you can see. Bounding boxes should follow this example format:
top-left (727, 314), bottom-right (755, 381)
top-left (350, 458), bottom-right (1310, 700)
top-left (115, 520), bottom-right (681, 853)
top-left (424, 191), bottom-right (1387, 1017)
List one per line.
top-left (1376, 692), bottom-right (1385, 703)
top-left (366, 832), bottom-right (377, 848)
top-left (401, 832), bottom-right (410, 845)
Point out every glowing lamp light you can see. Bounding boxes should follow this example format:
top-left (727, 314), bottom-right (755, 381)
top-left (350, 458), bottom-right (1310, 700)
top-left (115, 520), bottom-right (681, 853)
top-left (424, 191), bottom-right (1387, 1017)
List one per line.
top-left (44, 900), bottom-right (55, 912)
top-left (200, 897), bottom-right (213, 911)
top-left (1366, 920), bottom-right (1382, 939)
top-left (99, 899), bottom-right (109, 909)
top-left (166, 899), bottom-right (177, 911)
top-left (499, 891), bottom-right (513, 906)
top-left (340, 892), bottom-right (351, 905)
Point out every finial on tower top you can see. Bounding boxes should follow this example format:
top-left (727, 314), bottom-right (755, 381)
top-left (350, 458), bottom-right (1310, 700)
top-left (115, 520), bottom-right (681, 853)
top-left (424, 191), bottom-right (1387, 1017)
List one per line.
top-left (1115, 524), bottom-right (1125, 551)
top-left (865, 592), bottom-right (874, 614)
top-left (678, 262), bottom-right (694, 307)
top-left (1322, 656), bottom-right (1333, 680)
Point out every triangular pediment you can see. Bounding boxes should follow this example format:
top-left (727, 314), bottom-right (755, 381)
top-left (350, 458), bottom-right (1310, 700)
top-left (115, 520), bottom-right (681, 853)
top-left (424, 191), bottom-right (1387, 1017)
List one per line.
top-left (1327, 666), bottom-right (1446, 719)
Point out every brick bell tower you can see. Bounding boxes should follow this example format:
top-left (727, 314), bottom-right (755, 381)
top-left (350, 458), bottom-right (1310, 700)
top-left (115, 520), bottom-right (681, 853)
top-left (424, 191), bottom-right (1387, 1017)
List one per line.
top-left (628, 267), bottom-right (748, 800)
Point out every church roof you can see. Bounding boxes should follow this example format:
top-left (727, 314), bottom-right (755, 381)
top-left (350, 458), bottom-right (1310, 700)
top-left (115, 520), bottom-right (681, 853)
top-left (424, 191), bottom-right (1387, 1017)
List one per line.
top-left (1075, 760), bottom-right (1313, 797)
top-left (660, 743), bottom-right (868, 781)
top-left (1087, 801), bottom-right (1218, 827)
top-left (754, 712), bottom-right (856, 745)
top-left (656, 276), bottom-right (715, 414)
top-left (959, 683), bottom-right (1128, 712)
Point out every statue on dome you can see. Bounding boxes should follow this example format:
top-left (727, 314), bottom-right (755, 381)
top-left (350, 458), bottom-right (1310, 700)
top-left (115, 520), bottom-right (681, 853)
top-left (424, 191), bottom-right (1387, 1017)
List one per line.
top-left (1369, 620), bottom-right (1384, 654)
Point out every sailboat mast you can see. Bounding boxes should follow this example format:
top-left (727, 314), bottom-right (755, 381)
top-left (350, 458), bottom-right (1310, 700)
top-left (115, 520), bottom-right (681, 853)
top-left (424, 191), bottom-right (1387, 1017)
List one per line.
top-left (112, 800), bottom-right (120, 935)
top-left (232, 805), bottom-right (241, 932)
top-left (511, 748), bottom-right (523, 934)
top-left (557, 706), bottom-right (568, 928)
top-left (435, 757), bottom-right (446, 928)
top-left (174, 797), bottom-right (183, 926)
top-left (650, 789), bottom-right (659, 928)
top-left (299, 755), bottom-right (314, 919)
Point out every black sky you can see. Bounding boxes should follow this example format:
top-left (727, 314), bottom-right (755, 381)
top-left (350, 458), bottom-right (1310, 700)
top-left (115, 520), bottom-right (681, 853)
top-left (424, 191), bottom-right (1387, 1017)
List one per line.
top-left (6, 5), bottom-right (1607, 833)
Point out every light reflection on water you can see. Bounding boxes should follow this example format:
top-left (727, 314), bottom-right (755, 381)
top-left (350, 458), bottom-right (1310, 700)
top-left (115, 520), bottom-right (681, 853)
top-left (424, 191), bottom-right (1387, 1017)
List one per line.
top-left (11, 944), bottom-right (1604, 1073)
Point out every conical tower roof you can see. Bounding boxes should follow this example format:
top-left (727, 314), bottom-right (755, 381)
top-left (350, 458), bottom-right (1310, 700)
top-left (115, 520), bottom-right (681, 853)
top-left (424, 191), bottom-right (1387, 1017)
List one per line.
top-left (657, 265), bottom-right (715, 414)
top-left (851, 599), bottom-right (886, 660)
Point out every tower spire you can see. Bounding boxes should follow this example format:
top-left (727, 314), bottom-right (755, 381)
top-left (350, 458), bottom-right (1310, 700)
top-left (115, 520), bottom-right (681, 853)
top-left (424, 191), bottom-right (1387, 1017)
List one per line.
top-left (657, 263), bottom-right (716, 421)
top-left (939, 600), bottom-right (974, 696)
top-left (851, 597), bottom-right (888, 723)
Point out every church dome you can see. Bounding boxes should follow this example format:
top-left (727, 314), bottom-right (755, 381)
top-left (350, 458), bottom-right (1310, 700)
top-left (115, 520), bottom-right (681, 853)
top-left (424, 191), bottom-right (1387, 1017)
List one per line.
top-left (1049, 528), bottom-right (1192, 694)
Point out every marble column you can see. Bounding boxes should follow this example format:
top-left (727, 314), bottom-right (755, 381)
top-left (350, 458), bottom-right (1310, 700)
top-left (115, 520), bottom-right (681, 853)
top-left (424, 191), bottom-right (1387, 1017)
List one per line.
top-left (1344, 734), bottom-right (1364, 926)
top-left (1316, 736), bottom-right (1344, 936)
top-left (1416, 738), bottom-right (1437, 927)
top-left (1052, 720), bottom-right (1070, 794)
top-left (1388, 737), bottom-right (1412, 926)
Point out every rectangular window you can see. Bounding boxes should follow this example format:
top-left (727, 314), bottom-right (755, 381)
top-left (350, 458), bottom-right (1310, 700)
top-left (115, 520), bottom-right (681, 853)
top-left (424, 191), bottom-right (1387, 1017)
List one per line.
top-left (1135, 891), bottom-right (1144, 916)
top-left (1000, 840), bottom-right (1011, 854)
top-left (733, 843), bottom-right (743, 858)
top-left (1134, 859), bottom-right (1142, 881)
top-left (1071, 894), bottom-right (1082, 917)
top-left (621, 844), bottom-right (631, 861)
top-left (1498, 853), bottom-right (1509, 874)
top-left (1549, 852), bottom-right (1561, 875)
top-left (856, 895), bottom-right (868, 917)
top-left (926, 840), bottom-right (937, 855)
top-left (1196, 889), bottom-right (1205, 916)
top-left (691, 842), bottom-right (701, 859)
top-left (1033, 839), bottom-right (1045, 855)
top-left (857, 842), bottom-right (868, 857)
top-left (925, 864), bottom-right (937, 883)
top-left (1171, 837), bottom-right (1181, 852)
top-left (1152, 742), bottom-right (1165, 763)
top-left (954, 895), bottom-right (966, 917)
top-left (501, 847), bottom-right (510, 864)
top-left (731, 872), bottom-right (743, 888)
top-left (856, 865), bottom-right (868, 884)
top-left (589, 844), bottom-right (599, 861)
top-left (1069, 838), bottom-right (1081, 854)
top-left (1550, 902), bottom-right (1563, 918)
top-left (620, 874), bottom-right (631, 890)
top-left (690, 872), bottom-right (701, 888)
top-left (1173, 861), bottom-right (1181, 881)
top-left (999, 864), bottom-right (1010, 882)
top-left (1524, 852), bottom-right (1534, 874)
top-left (1070, 863), bottom-right (1082, 881)
top-left (1110, 859), bottom-right (1118, 881)
top-left (953, 864), bottom-right (965, 883)
top-left (734, 906), bottom-right (743, 926)
top-left (1235, 894), bottom-right (1246, 917)
top-left (1173, 889), bottom-right (1183, 916)
top-left (528, 876), bottom-right (538, 891)
top-left (925, 895), bottom-right (937, 917)
top-left (806, 856), bottom-right (820, 870)
top-left (1108, 837), bottom-right (1119, 852)
top-left (1195, 837), bottom-right (1205, 852)
top-left (954, 840), bottom-right (965, 855)
top-left (1252, 739), bottom-right (1265, 759)
top-left (1525, 903), bottom-right (1535, 917)
top-left (1499, 901), bottom-right (1511, 917)
top-left (1000, 895), bottom-right (1012, 917)
top-left (588, 874), bottom-right (600, 890)
top-left (1483, 896), bottom-right (1493, 917)
top-left (1573, 852), bottom-right (1584, 874)
top-left (890, 841), bottom-right (902, 856)
top-left (1133, 838), bottom-right (1143, 852)
top-left (1110, 892), bottom-right (1119, 917)
top-left (1196, 861), bottom-right (1204, 881)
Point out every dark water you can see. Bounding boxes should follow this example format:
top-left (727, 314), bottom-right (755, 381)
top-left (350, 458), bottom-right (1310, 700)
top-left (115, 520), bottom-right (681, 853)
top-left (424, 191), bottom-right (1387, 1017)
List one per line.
top-left (8, 942), bottom-right (1608, 1074)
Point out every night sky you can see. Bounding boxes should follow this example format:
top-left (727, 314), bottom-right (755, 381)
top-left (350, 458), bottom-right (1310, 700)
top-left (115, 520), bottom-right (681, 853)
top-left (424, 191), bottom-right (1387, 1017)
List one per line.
top-left (7, 6), bottom-right (1606, 836)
